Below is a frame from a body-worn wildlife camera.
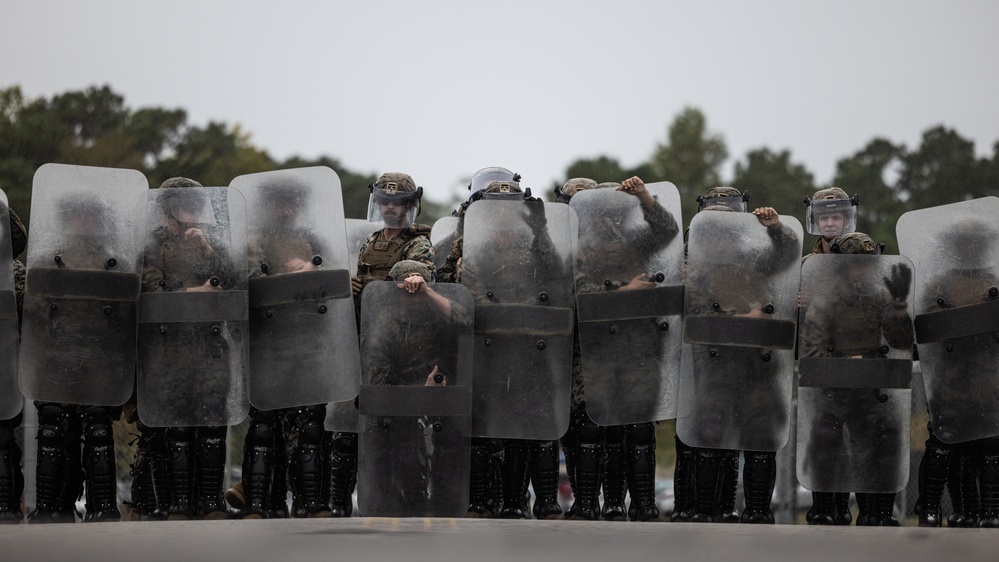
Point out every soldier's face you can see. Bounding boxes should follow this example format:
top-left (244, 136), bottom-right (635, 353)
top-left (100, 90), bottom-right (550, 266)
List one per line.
top-left (818, 212), bottom-right (846, 239)
top-left (379, 199), bottom-right (406, 226)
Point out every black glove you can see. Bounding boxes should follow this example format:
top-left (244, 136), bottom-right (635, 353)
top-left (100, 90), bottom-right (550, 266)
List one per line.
top-left (883, 263), bottom-right (912, 301)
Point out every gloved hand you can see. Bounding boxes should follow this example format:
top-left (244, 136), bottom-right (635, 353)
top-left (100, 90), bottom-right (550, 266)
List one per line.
top-left (883, 263), bottom-right (912, 301)
top-left (351, 276), bottom-right (362, 297)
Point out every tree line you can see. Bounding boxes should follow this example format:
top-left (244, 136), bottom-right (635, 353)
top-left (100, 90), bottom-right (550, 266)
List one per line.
top-left (3, 85), bottom-right (997, 254)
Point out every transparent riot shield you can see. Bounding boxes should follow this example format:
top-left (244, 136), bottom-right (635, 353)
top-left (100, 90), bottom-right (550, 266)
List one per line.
top-left (676, 211), bottom-right (802, 451)
top-left (0, 191), bottom-right (20, 419)
top-left (323, 218), bottom-right (384, 432)
top-left (796, 253), bottom-right (914, 492)
top-left (898, 197), bottom-right (999, 443)
top-left (431, 216), bottom-right (460, 271)
top-left (571, 182), bottom-right (685, 424)
top-left (19, 164), bottom-right (147, 406)
top-left (462, 199), bottom-right (574, 440)
top-left (357, 281), bottom-right (473, 517)
top-left (136, 187), bottom-right (249, 427)
top-left (231, 167), bottom-right (360, 410)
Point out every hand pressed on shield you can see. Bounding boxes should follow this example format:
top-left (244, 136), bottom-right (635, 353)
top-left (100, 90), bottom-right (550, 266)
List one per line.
top-left (752, 207), bottom-right (780, 228)
top-left (424, 365), bottom-right (446, 386)
top-left (619, 176), bottom-right (655, 208)
top-left (397, 274), bottom-right (426, 294)
top-left (351, 276), bottom-right (363, 297)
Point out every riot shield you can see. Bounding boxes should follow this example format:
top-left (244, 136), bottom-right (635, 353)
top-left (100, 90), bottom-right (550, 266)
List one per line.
top-left (898, 197), bottom-right (999, 443)
top-left (431, 216), bottom-right (459, 271)
top-left (676, 211), bottom-right (802, 451)
top-left (0, 191), bottom-right (20, 419)
top-left (571, 182), bottom-right (685, 424)
top-left (462, 199), bottom-right (574, 440)
top-left (136, 187), bottom-right (249, 427)
top-left (19, 164), bottom-right (147, 406)
top-left (231, 167), bottom-right (360, 410)
top-left (345, 218), bottom-right (383, 272)
top-left (796, 253), bottom-right (914, 492)
top-left (357, 281), bottom-right (473, 517)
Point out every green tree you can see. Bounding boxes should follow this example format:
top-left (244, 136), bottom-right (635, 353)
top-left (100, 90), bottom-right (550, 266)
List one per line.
top-left (832, 138), bottom-right (906, 253)
top-left (897, 126), bottom-right (988, 211)
top-left (650, 107), bottom-right (729, 224)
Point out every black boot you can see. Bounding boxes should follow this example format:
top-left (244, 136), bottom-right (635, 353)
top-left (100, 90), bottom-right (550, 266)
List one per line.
top-left (270, 432), bottom-right (290, 519)
top-left (290, 407), bottom-right (331, 518)
top-left (238, 410), bottom-right (275, 519)
top-left (166, 427), bottom-right (196, 520)
top-left (602, 425), bottom-right (627, 521)
top-left (874, 493), bottom-right (899, 526)
top-left (740, 452), bottom-right (775, 524)
top-left (625, 423), bottom-right (659, 522)
top-left (914, 441), bottom-right (950, 527)
top-left (833, 492), bottom-right (853, 525)
top-left (671, 436), bottom-right (695, 522)
top-left (691, 449), bottom-right (721, 523)
top-left (856, 493), bottom-right (876, 526)
top-left (317, 430), bottom-right (332, 518)
top-left (560, 423), bottom-right (578, 520)
top-left (569, 439), bottom-right (603, 520)
top-left (961, 450), bottom-right (981, 527)
top-left (466, 440), bottom-right (493, 518)
top-left (530, 440), bottom-right (563, 520)
top-left (977, 455), bottom-right (999, 528)
top-left (82, 406), bottom-right (121, 522)
top-left (28, 404), bottom-right (75, 524)
top-left (947, 450), bottom-right (965, 527)
top-left (0, 414), bottom-right (24, 524)
top-left (196, 426), bottom-right (229, 519)
top-left (127, 431), bottom-right (154, 521)
top-left (499, 440), bottom-right (530, 519)
top-left (329, 432), bottom-right (357, 517)
top-left (148, 428), bottom-right (171, 521)
top-left (806, 492), bottom-right (836, 525)
top-left (717, 450), bottom-right (741, 523)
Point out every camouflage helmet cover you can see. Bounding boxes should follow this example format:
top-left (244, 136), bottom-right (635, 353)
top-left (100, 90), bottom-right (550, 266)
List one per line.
top-left (483, 180), bottom-right (523, 194)
top-left (375, 172), bottom-right (417, 193)
top-left (559, 178), bottom-right (598, 201)
top-left (387, 259), bottom-right (433, 282)
top-left (159, 177), bottom-right (203, 189)
top-left (699, 186), bottom-right (745, 212)
top-left (811, 187), bottom-right (849, 201)
top-left (830, 232), bottom-right (879, 255)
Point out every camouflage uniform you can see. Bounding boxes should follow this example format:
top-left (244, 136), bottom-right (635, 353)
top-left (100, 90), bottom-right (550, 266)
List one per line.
top-left (798, 232), bottom-right (913, 526)
top-left (561, 177), bottom-right (680, 522)
top-left (332, 173), bottom-right (433, 517)
top-left (136, 178), bottom-right (236, 521)
top-left (684, 188), bottom-right (799, 525)
top-left (0, 208), bottom-right (26, 524)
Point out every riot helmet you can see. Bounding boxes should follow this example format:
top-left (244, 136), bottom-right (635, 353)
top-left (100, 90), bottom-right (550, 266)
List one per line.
top-left (387, 259), bottom-right (433, 283)
top-left (367, 172), bottom-right (423, 228)
top-left (804, 187), bottom-right (858, 238)
top-left (554, 178), bottom-right (597, 204)
top-left (697, 187), bottom-right (748, 213)
top-left (829, 232), bottom-right (882, 255)
top-left (468, 166), bottom-right (520, 197)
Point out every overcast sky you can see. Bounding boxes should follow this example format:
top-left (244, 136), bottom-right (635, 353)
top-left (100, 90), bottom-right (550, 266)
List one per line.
top-left (2, 0), bottom-right (997, 204)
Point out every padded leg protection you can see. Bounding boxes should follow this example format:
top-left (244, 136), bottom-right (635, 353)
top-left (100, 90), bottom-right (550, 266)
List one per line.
top-left (166, 426), bottom-right (195, 520)
top-left (239, 409), bottom-right (277, 518)
top-left (569, 422), bottom-right (603, 521)
top-left (466, 439), bottom-right (493, 518)
top-left (740, 451), bottom-right (775, 524)
top-left (530, 440), bottom-right (562, 520)
top-left (671, 436), bottom-right (694, 522)
top-left (82, 406), bottom-right (121, 522)
top-left (716, 450), bottom-right (740, 523)
top-left (915, 439), bottom-right (951, 528)
top-left (196, 426), bottom-right (229, 519)
top-left (329, 431), bottom-right (357, 517)
top-left (977, 454), bottom-right (999, 528)
top-left (148, 428), bottom-right (171, 520)
top-left (960, 447), bottom-right (981, 528)
top-left (691, 449), bottom-right (721, 523)
top-left (625, 423), bottom-right (659, 522)
top-left (560, 414), bottom-right (579, 519)
top-left (602, 424), bottom-right (627, 521)
top-left (0, 414), bottom-right (24, 524)
top-left (498, 440), bottom-right (531, 519)
top-left (127, 428), bottom-right (154, 520)
top-left (28, 404), bottom-right (71, 523)
top-left (290, 406), bottom-right (330, 518)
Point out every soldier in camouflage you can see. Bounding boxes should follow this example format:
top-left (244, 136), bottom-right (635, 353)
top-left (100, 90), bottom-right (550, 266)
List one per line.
top-left (331, 173), bottom-right (434, 517)
top-left (798, 232), bottom-right (913, 526)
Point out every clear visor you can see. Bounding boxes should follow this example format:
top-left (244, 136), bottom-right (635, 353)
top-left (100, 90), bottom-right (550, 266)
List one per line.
top-left (469, 168), bottom-right (516, 195)
top-left (367, 188), bottom-right (420, 227)
top-left (807, 199), bottom-right (857, 237)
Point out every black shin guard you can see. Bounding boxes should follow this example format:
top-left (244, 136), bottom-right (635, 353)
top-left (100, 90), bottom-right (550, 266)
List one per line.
top-left (602, 425), bottom-right (627, 521)
top-left (626, 423), bottom-right (659, 522)
top-left (915, 438), bottom-right (951, 527)
top-left (240, 409), bottom-right (277, 518)
top-left (291, 406), bottom-right (330, 517)
top-left (196, 426), bottom-right (229, 519)
top-left (329, 431), bottom-right (357, 517)
top-left (671, 436), bottom-right (694, 522)
top-left (82, 406), bottom-right (121, 522)
top-left (530, 440), bottom-right (563, 520)
top-left (499, 440), bottom-right (530, 519)
top-left (740, 452), bottom-right (775, 524)
top-left (0, 414), bottom-right (23, 524)
top-left (166, 426), bottom-right (195, 520)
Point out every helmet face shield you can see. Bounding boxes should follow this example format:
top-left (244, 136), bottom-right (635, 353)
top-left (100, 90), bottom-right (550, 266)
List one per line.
top-left (806, 197), bottom-right (857, 237)
top-left (697, 194), bottom-right (747, 213)
top-left (468, 167), bottom-right (519, 196)
top-left (367, 186), bottom-right (422, 227)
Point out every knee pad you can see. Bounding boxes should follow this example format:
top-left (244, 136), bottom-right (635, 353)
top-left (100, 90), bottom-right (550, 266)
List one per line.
top-left (626, 422), bottom-right (655, 447)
